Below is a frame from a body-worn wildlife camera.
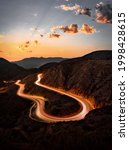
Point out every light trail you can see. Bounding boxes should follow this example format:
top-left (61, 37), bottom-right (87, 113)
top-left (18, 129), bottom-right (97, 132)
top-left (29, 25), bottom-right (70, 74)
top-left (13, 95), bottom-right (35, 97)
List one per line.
top-left (15, 74), bottom-right (93, 123)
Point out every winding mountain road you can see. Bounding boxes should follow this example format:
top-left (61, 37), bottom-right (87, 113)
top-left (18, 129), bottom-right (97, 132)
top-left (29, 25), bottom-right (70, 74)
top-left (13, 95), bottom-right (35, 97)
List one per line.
top-left (15, 74), bottom-right (93, 123)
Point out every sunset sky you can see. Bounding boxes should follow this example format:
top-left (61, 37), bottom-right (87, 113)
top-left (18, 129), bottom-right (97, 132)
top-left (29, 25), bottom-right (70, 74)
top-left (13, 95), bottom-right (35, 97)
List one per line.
top-left (0, 0), bottom-right (112, 61)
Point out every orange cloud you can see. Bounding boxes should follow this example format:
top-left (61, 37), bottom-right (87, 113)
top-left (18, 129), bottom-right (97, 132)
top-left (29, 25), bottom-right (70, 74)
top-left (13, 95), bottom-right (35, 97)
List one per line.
top-left (96, 14), bottom-right (111, 23)
top-left (58, 4), bottom-right (80, 11)
top-left (57, 4), bottom-right (91, 17)
top-left (80, 24), bottom-right (96, 34)
top-left (52, 23), bottom-right (96, 35)
top-left (51, 24), bottom-right (78, 34)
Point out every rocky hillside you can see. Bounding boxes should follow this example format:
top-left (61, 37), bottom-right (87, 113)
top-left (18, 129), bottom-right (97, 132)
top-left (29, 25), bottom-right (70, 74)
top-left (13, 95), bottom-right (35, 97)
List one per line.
top-left (0, 50), bottom-right (112, 150)
top-left (39, 50), bottom-right (112, 108)
top-left (0, 58), bottom-right (25, 81)
top-left (0, 58), bottom-right (36, 86)
top-left (0, 85), bottom-right (111, 150)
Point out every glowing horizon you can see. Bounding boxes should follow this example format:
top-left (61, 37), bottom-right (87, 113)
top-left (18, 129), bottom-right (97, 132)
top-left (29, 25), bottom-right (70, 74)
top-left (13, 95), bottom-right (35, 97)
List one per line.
top-left (0, 0), bottom-right (112, 61)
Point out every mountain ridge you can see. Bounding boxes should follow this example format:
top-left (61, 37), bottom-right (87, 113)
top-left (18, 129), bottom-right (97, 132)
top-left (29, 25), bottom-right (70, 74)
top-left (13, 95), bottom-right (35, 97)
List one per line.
top-left (13, 57), bottom-right (67, 69)
top-left (23, 50), bottom-right (112, 108)
top-left (0, 58), bottom-right (33, 86)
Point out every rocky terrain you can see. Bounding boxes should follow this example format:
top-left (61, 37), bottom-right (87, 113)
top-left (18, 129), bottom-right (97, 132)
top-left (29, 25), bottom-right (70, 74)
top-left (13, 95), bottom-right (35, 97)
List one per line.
top-left (40, 50), bottom-right (112, 108)
top-left (0, 58), bottom-right (36, 86)
top-left (0, 50), bottom-right (112, 150)
top-left (0, 85), bottom-right (111, 150)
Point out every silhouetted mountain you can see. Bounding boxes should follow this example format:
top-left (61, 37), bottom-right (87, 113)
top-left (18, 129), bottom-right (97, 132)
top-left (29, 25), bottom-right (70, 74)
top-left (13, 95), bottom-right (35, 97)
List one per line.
top-left (82, 50), bottom-right (112, 60)
top-left (0, 58), bottom-right (32, 85)
top-left (13, 57), bottom-right (67, 69)
top-left (39, 50), bottom-right (112, 108)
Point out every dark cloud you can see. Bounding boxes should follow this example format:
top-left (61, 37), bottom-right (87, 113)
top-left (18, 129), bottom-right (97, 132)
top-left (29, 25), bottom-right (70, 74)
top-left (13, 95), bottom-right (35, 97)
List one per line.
top-left (76, 8), bottom-right (91, 16)
top-left (61, 24), bottom-right (78, 33)
top-left (48, 33), bottom-right (61, 38)
top-left (95, 2), bottom-right (112, 23)
top-left (57, 2), bottom-right (112, 23)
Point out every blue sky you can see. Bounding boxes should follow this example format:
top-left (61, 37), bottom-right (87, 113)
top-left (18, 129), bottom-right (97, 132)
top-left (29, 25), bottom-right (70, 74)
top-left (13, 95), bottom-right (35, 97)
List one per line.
top-left (0, 0), bottom-right (112, 61)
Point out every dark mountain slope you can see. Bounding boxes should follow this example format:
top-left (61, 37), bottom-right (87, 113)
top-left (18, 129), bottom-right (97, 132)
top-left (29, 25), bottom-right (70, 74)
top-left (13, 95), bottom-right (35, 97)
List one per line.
top-left (0, 50), bottom-right (112, 150)
top-left (82, 50), bottom-right (112, 60)
top-left (0, 58), bottom-right (33, 86)
top-left (0, 85), bottom-right (111, 150)
top-left (39, 50), bottom-right (112, 108)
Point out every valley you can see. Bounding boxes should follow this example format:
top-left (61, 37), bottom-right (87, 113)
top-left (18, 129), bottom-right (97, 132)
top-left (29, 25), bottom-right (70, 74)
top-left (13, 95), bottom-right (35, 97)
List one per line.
top-left (0, 50), bottom-right (112, 150)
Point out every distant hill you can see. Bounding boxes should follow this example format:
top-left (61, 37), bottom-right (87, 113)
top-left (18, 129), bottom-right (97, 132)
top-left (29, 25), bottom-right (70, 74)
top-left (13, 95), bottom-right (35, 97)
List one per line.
top-left (13, 57), bottom-right (67, 69)
top-left (0, 58), bottom-right (30, 84)
top-left (37, 50), bottom-right (112, 71)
